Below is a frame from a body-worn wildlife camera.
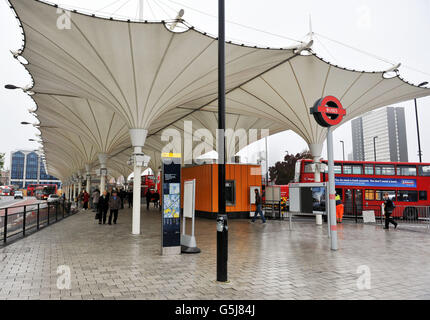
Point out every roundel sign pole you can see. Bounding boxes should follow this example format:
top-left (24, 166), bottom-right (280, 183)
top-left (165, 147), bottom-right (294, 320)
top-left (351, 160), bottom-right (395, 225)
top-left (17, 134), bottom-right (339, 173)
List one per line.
top-left (310, 96), bottom-right (346, 251)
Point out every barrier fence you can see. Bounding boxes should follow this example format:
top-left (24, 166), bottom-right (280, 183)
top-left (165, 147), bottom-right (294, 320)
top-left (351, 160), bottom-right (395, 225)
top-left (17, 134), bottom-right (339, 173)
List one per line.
top-left (0, 199), bottom-right (76, 245)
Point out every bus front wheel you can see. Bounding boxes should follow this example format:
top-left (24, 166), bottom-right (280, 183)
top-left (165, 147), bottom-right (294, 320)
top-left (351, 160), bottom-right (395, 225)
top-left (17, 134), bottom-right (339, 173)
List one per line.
top-left (403, 207), bottom-right (418, 221)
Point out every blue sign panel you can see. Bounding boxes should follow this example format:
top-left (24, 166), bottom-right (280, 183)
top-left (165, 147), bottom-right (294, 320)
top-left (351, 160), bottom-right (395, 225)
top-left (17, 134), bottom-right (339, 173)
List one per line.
top-left (335, 177), bottom-right (416, 188)
top-left (162, 156), bottom-right (181, 248)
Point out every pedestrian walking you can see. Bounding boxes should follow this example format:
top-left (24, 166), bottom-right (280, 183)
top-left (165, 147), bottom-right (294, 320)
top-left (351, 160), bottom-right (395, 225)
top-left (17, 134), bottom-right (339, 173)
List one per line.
top-left (119, 189), bottom-right (125, 209)
top-left (127, 190), bottom-right (133, 208)
top-left (98, 190), bottom-right (110, 224)
top-left (108, 190), bottom-right (121, 225)
top-left (83, 190), bottom-right (90, 210)
top-left (251, 189), bottom-right (266, 223)
top-left (383, 192), bottom-right (398, 230)
top-left (152, 191), bottom-right (160, 208)
top-left (145, 189), bottom-right (152, 210)
top-left (92, 189), bottom-right (100, 212)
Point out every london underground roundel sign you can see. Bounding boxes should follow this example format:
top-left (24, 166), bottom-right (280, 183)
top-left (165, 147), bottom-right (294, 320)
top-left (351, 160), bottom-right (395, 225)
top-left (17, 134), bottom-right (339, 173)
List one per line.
top-left (310, 96), bottom-right (346, 127)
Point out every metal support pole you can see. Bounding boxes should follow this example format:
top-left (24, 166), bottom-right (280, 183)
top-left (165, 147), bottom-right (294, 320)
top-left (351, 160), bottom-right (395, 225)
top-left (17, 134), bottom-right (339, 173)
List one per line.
top-left (4, 208), bottom-right (7, 243)
top-left (48, 203), bottom-right (50, 223)
top-left (414, 98), bottom-right (423, 163)
top-left (217, 0), bottom-right (228, 283)
top-left (37, 203), bottom-right (40, 230)
top-left (327, 127), bottom-right (338, 250)
top-left (23, 205), bottom-right (26, 237)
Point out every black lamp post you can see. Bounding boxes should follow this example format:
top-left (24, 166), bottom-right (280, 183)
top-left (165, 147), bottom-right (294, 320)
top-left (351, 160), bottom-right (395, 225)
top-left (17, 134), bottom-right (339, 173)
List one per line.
top-left (415, 81), bottom-right (428, 163)
top-left (217, 0), bottom-right (228, 283)
top-left (373, 136), bottom-right (378, 162)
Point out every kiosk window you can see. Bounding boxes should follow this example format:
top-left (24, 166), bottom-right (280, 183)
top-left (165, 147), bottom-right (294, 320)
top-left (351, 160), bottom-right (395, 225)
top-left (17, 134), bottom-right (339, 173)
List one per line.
top-left (396, 166), bottom-right (417, 176)
top-left (398, 190), bottom-right (418, 202)
top-left (419, 191), bottom-right (427, 201)
top-left (225, 180), bottom-right (236, 206)
top-left (419, 165), bottom-right (430, 176)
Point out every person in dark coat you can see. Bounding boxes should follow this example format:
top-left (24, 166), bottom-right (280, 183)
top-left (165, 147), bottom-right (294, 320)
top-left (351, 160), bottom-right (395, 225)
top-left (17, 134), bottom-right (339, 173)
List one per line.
top-left (383, 192), bottom-right (398, 230)
top-left (108, 191), bottom-right (121, 225)
top-left (127, 190), bottom-right (133, 208)
top-left (152, 191), bottom-right (160, 208)
top-left (145, 189), bottom-right (152, 210)
top-left (251, 189), bottom-right (266, 223)
top-left (98, 190), bottom-right (110, 224)
top-left (119, 189), bottom-right (125, 209)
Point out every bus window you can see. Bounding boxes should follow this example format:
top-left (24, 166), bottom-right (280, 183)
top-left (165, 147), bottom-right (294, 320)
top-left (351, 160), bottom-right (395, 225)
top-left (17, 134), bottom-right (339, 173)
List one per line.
top-left (376, 190), bottom-right (396, 201)
top-left (304, 164), bottom-right (314, 173)
top-left (334, 165), bottom-right (342, 174)
top-left (352, 165), bottom-right (363, 175)
top-left (396, 165), bottom-right (417, 176)
top-left (398, 190), bottom-right (418, 202)
top-left (365, 190), bottom-right (375, 200)
top-left (419, 191), bottom-right (427, 201)
top-left (343, 165), bottom-right (352, 174)
top-left (375, 165), bottom-right (395, 176)
top-left (364, 165), bottom-right (374, 175)
top-left (418, 165), bottom-right (430, 176)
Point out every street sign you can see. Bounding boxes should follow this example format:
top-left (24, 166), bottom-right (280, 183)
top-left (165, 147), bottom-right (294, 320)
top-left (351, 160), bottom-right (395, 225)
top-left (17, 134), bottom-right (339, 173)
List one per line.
top-left (310, 96), bottom-right (346, 127)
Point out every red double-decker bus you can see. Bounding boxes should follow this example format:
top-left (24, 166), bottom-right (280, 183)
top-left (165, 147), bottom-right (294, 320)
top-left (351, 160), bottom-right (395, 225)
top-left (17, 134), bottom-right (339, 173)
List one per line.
top-left (295, 159), bottom-right (430, 220)
top-left (28, 184), bottom-right (58, 198)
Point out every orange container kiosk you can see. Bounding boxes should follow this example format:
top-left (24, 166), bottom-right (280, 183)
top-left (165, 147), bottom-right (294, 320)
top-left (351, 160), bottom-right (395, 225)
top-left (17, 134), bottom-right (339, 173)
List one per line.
top-left (181, 163), bottom-right (262, 219)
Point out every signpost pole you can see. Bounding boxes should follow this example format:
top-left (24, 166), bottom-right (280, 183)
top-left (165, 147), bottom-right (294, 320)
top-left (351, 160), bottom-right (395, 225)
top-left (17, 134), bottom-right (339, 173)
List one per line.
top-left (217, 0), bottom-right (228, 282)
top-left (327, 127), bottom-right (338, 250)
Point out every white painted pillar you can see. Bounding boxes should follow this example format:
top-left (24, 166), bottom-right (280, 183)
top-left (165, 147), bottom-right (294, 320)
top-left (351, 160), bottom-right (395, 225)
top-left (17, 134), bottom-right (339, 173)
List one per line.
top-left (98, 154), bottom-right (108, 192)
top-left (310, 143), bottom-right (323, 225)
top-left (72, 182), bottom-right (76, 202)
top-left (85, 164), bottom-right (91, 193)
top-left (129, 129), bottom-right (148, 235)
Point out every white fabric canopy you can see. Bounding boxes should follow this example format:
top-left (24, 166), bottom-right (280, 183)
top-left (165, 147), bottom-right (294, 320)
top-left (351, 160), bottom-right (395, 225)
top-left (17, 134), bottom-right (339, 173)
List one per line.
top-left (8, 0), bottom-right (430, 182)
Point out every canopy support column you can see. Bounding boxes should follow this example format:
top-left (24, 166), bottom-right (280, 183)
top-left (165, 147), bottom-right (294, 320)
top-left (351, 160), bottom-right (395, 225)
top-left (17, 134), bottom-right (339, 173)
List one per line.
top-left (85, 164), bottom-right (91, 193)
top-left (310, 143), bottom-right (323, 225)
top-left (129, 129), bottom-right (148, 235)
top-left (98, 154), bottom-right (108, 192)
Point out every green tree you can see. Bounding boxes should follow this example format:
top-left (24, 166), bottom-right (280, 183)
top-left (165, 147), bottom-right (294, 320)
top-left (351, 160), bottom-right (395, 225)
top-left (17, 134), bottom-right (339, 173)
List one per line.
top-left (268, 150), bottom-right (312, 185)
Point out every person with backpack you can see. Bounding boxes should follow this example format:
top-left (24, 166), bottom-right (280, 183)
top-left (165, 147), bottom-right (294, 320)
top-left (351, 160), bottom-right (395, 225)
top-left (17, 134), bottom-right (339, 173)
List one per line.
top-left (383, 192), bottom-right (398, 230)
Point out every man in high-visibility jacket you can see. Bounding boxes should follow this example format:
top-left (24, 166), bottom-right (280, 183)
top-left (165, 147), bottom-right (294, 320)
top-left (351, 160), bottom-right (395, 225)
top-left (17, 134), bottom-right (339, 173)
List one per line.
top-left (335, 194), bottom-right (344, 223)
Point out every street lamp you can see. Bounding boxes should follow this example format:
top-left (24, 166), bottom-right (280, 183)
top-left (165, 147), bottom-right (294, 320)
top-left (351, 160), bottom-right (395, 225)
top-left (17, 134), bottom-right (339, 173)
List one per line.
top-left (414, 81), bottom-right (428, 163)
top-left (340, 141), bottom-right (345, 161)
top-left (5, 84), bottom-right (34, 95)
top-left (373, 136), bottom-right (378, 162)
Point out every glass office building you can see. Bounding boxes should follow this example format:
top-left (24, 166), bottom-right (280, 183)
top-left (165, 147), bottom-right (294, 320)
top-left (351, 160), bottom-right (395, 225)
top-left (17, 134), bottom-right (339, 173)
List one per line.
top-left (10, 150), bottom-right (61, 189)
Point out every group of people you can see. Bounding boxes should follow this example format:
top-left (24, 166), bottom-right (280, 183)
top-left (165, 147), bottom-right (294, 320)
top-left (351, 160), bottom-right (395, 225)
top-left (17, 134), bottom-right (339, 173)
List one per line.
top-left (145, 189), bottom-right (160, 210)
top-left (75, 188), bottom-right (133, 225)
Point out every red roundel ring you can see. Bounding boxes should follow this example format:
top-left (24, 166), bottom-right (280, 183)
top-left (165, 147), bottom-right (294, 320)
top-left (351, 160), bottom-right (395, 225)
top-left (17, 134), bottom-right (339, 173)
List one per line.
top-left (310, 96), bottom-right (346, 127)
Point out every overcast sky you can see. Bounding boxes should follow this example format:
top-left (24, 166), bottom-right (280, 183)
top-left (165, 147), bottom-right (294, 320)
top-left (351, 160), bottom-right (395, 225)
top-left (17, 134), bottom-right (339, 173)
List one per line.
top-left (1, 0), bottom-right (430, 174)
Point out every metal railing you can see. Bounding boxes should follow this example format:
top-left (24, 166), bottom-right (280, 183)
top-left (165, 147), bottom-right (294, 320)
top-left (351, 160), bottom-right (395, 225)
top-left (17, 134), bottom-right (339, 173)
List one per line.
top-left (383, 204), bottom-right (430, 231)
top-left (0, 199), bottom-right (77, 246)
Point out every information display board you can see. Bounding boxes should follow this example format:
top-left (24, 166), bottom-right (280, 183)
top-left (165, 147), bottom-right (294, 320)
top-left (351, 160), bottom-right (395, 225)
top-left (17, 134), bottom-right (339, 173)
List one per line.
top-left (161, 154), bottom-right (181, 255)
